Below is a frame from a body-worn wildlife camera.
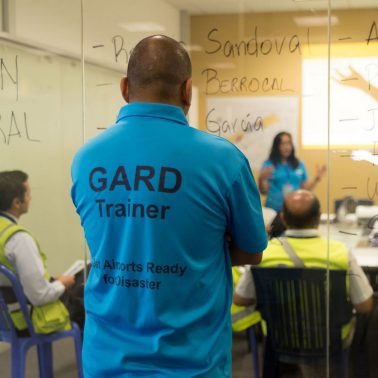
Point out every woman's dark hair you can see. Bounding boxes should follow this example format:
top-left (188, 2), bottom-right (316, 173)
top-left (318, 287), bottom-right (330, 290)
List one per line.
top-left (268, 131), bottom-right (299, 169)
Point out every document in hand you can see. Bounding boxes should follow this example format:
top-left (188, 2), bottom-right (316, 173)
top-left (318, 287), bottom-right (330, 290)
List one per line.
top-left (63, 260), bottom-right (86, 276)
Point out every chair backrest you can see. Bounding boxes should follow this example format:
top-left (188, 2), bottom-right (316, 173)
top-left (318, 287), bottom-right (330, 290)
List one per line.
top-left (251, 267), bottom-right (353, 361)
top-left (0, 264), bottom-right (37, 340)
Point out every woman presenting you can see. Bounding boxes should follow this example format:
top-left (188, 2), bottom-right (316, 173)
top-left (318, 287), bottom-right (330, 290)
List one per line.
top-left (259, 131), bottom-right (326, 213)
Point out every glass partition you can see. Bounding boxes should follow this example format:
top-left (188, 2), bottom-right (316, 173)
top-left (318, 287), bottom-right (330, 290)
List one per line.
top-left (0, 32), bottom-right (84, 274)
top-left (329, 6), bottom-right (378, 378)
top-left (1, 0), bottom-right (377, 377)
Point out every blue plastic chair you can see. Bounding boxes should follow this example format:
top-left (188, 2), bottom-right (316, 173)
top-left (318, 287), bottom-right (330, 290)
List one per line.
top-left (0, 264), bottom-right (83, 378)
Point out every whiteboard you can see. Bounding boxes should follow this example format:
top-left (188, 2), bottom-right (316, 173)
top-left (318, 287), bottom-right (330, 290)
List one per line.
top-left (206, 96), bottom-right (299, 170)
top-left (0, 39), bottom-right (124, 274)
top-left (302, 56), bottom-right (378, 147)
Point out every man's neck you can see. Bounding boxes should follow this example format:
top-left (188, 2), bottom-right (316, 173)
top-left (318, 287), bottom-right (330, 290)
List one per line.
top-left (285, 228), bottom-right (320, 237)
top-left (0, 211), bottom-right (18, 223)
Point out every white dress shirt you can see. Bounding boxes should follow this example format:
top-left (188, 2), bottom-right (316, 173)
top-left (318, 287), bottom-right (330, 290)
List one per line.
top-left (0, 213), bottom-right (65, 306)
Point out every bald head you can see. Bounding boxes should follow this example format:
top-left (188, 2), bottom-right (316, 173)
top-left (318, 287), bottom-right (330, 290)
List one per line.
top-left (282, 190), bottom-right (321, 229)
top-left (123, 35), bottom-right (192, 110)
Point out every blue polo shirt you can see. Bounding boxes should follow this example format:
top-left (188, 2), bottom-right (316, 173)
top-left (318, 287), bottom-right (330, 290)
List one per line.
top-left (71, 102), bottom-right (267, 378)
top-left (262, 159), bottom-right (308, 212)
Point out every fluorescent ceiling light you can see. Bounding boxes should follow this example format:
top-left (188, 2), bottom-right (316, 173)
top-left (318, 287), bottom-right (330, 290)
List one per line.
top-left (293, 15), bottom-right (339, 27)
top-left (119, 22), bottom-right (166, 32)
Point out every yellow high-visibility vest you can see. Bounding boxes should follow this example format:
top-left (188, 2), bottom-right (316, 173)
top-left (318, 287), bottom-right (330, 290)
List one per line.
top-left (0, 216), bottom-right (71, 333)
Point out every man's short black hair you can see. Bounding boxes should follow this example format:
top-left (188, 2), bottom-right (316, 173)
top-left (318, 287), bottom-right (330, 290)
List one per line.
top-left (282, 195), bottom-right (321, 229)
top-left (0, 170), bottom-right (28, 212)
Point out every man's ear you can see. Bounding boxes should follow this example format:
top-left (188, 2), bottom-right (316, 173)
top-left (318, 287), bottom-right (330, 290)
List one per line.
top-left (120, 76), bottom-right (129, 103)
top-left (181, 78), bottom-right (192, 115)
top-left (11, 197), bottom-right (21, 210)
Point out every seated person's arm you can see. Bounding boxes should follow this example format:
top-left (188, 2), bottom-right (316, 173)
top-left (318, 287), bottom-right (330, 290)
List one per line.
top-left (233, 292), bottom-right (255, 307)
top-left (56, 275), bottom-right (75, 289)
top-left (6, 232), bottom-right (73, 306)
top-left (354, 296), bottom-right (373, 314)
top-left (349, 253), bottom-right (374, 314)
top-left (233, 267), bottom-right (256, 306)
top-left (229, 242), bottom-right (263, 266)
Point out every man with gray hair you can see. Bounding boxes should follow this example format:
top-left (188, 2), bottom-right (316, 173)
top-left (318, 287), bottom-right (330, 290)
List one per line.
top-left (234, 189), bottom-right (373, 377)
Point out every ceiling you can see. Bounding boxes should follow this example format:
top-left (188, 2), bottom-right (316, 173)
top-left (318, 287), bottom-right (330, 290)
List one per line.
top-left (164, 0), bottom-right (378, 14)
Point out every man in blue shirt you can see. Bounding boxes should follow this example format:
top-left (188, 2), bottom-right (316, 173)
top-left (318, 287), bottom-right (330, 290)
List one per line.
top-left (71, 35), bottom-right (267, 378)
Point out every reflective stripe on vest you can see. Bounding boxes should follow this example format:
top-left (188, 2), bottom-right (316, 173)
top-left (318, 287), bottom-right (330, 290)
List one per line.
top-left (0, 217), bottom-right (50, 279)
top-left (231, 303), bottom-right (261, 332)
top-left (231, 266), bottom-right (261, 331)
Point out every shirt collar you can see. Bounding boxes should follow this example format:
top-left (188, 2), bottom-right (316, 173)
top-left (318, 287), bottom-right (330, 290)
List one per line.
top-left (0, 212), bottom-right (18, 223)
top-left (116, 102), bottom-right (189, 126)
top-left (285, 229), bottom-right (320, 238)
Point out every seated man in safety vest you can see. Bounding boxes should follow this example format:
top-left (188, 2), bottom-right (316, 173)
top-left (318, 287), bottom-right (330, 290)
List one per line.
top-left (234, 189), bottom-right (373, 374)
top-left (0, 170), bottom-right (84, 333)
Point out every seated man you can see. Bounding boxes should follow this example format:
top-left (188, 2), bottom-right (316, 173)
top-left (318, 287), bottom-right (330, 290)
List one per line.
top-left (234, 189), bottom-right (373, 311)
top-left (234, 189), bottom-right (373, 375)
top-left (0, 170), bottom-right (84, 332)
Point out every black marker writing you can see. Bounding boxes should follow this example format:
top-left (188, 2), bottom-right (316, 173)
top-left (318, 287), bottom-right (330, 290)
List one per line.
top-left (366, 21), bottom-right (378, 45)
top-left (366, 108), bottom-right (378, 131)
top-left (366, 63), bottom-right (378, 91)
top-left (0, 111), bottom-right (40, 145)
top-left (205, 108), bottom-right (263, 136)
top-left (0, 55), bottom-right (18, 101)
top-left (366, 177), bottom-right (378, 200)
top-left (23, 112), bottom-right (40, 142)
top-left (201, 68), bottom-right (294, 95)
top-left (112, 35), bottom-right (132, 65)
top-left (206, 27), bottom-right (304, 58)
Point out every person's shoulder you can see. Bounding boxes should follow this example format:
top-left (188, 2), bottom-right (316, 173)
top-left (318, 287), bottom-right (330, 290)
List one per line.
top-left (320, 237), bottom-right (348, 252)
top-left (71, 126), bottom-right (117, 165)
top-left (262, 159), bottom-right (273, 167)
top-left (5, 229), bottom-right (34, 250)
top-left (267, 237), bottom-right (283, 248)
top-left (190, 128), bottom-right (248, 160)
top-left (298, 160), bottom-right (307, 167)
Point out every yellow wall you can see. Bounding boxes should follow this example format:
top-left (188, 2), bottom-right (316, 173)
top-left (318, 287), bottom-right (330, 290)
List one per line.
top-left (190, 9), bottom-right (378, 212)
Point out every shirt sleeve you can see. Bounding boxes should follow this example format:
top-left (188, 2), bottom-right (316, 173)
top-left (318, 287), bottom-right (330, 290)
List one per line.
top-left (226, 158), bottom-right (268, 253)
top-left (234, 266), bottom-right (256, 299)
top-left (348, 251), bottom-right (374, 306)
top-left (5, 231), bottom-right (65, 306)
top-left (261, 159), bottom-right (272, 172)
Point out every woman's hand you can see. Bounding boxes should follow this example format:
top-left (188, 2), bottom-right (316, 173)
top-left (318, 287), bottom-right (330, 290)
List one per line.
top-left (259, 166), bottom-right (274, 194)
top-left (315, 164), bottom-right (327, 181)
